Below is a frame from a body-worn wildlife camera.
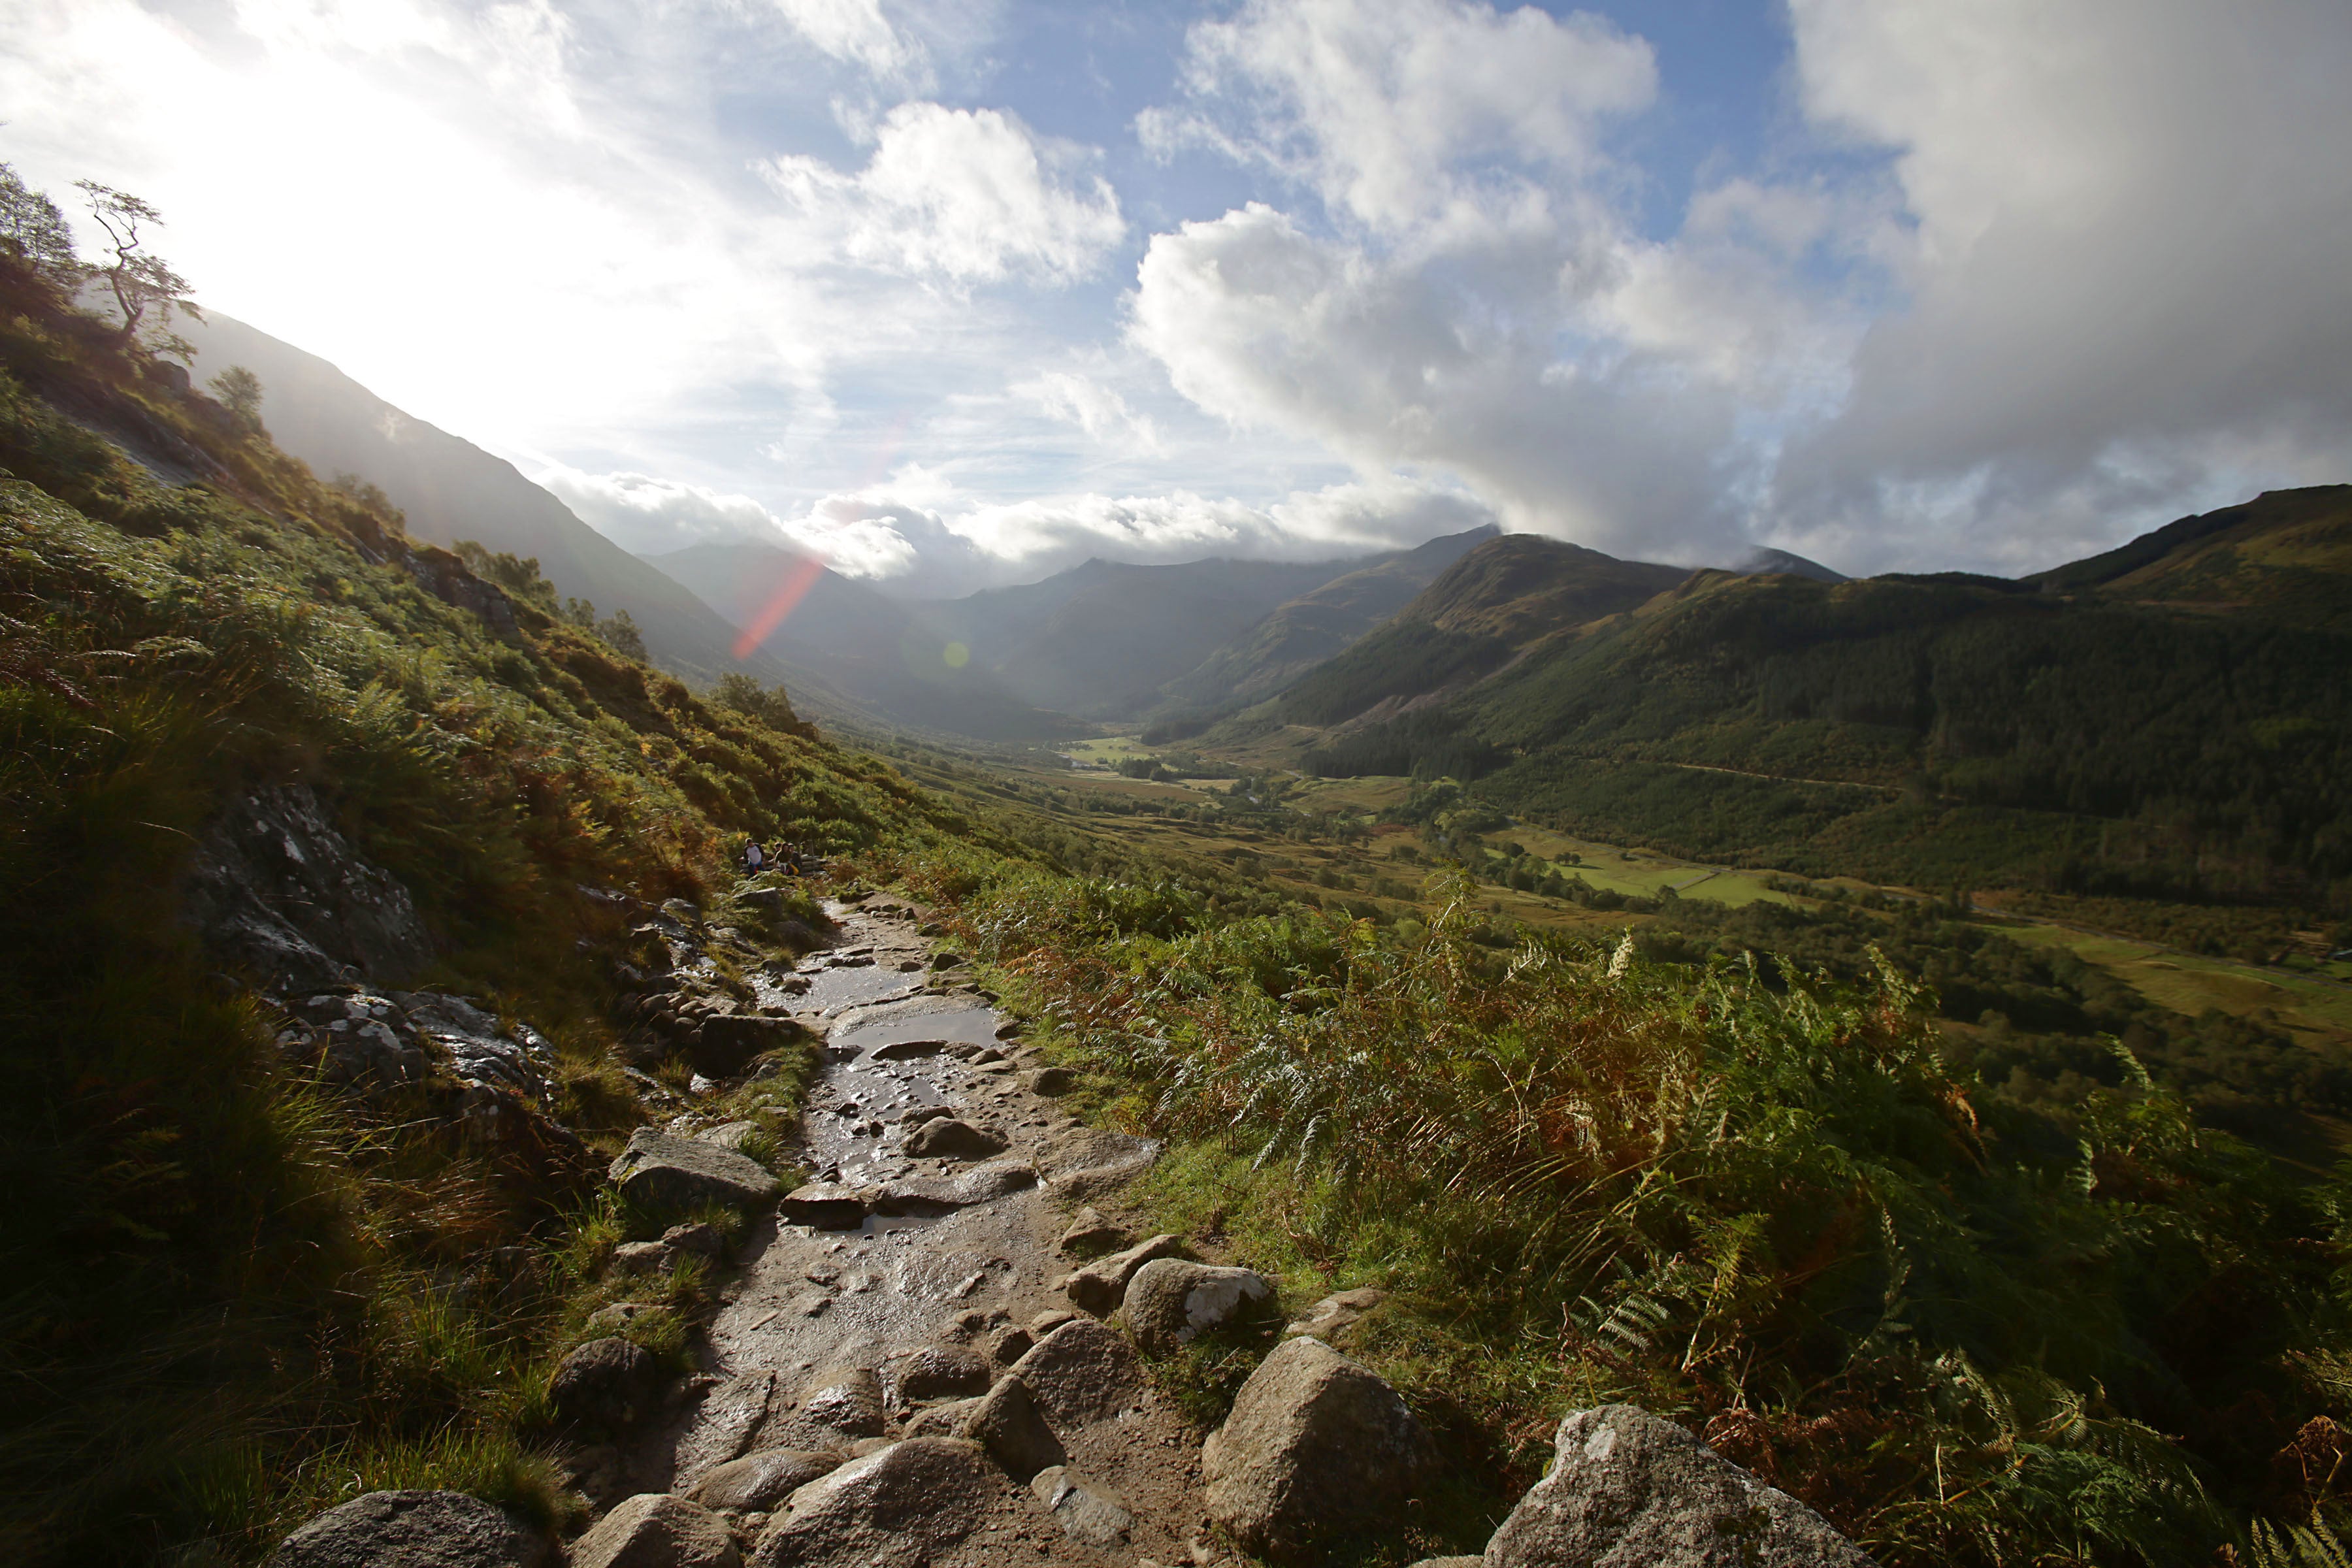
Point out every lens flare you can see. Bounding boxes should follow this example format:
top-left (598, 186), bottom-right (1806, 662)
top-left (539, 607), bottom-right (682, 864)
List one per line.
top-left (730, 551), bottom-right (827, 660)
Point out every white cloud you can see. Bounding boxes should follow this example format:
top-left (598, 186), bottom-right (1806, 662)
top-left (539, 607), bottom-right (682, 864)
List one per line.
top-left (1143, 0), bottom-right (1656, 235)
top-left (1009, 369), bottom-right (1163, 453)
top-left (1776, 0), bottom-right (2352, 561)
top-left (761, 101), bottom-right (1125, 285)
top-left (767, 0), bottom-right (924, 81)
top-left (535, 465), bottom-right (794, 557)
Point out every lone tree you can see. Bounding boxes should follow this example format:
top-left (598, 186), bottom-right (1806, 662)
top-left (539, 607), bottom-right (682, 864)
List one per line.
top-left (0, 164), bottom-right (80, 296)
top-left (74, 180), bottom-right (201, 353)
top-left (209, 365), bottom-right (265, 434)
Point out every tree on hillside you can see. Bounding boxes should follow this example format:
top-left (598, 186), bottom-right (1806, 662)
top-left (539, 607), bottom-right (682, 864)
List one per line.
top-left (74, 180), bottom-right (200, 355)
top-left (209, 365), bottom-right (265, 435)
top-left (714, 672), bottom-right (804, 734)
top-left (0, 164), bottom-right (79, 295)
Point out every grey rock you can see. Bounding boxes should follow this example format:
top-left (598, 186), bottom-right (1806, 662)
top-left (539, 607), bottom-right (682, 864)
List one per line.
top-left (185, 785), bottom-right (435, 994)
top-left (1005, 1317), bottom-right (1146, 1428)
top-left (957, 1373), bottom-right (1065, 1483)
top-left (903, 1118), bottom-right (1008, 1160)
top-left (1124, 1259), bottom-right (1277, 1356)
top-left (568, 1493), bottom-right (739, 1568)
top-left (662, 1222), bottom-right (725, 1259)
top-left (586, 1301), bottom-right (668, 1335)
top-left (1028, 1309), bottom-right (1079, 1337)
top-left (1030, 1467), bottom-right (1132, 1549)
top-left (884, 1158), bottom-right (1037, 1208)
top-left (868, 1037), bottom-right (949, 1060)
top-left (893, 1343), bottom-right (992, 1405)
top-left (786, 1366), bottom-right (887, 1443)
top-left (549, 1337), bottom-right (663, 1429)
top-left (1201, 1335), bottom-right (1435, 1564)
top-left (747, 1439), bottom-right (1004, 1568)
top-left (1022, 1065), bottom-right (1079, 1096)
top-left (264, 1490), bottom-right (550, 1567)
top-left (685, 1450), bottom-right (843, 1512)
top-left (608, 1129), bottom-right (779, 1212)
top-left (1484, 1404), bottom-right (1876, 1568)
top-left (778, 1182), bottom-right (870, 1230)
top-left (693, 1121), bottom-right (758, 1151)
top-left (611, 1240), bottom-right (677, 1276)
top-left (901, 1397), bottom-right (982, 1438)
top-left (985, 1326), bottom-right (1034, 1368)
top-left (1056, 1207), bottom-right (1129, 1256)
top-left (1063, 1232), bottom-right (1184, 1316)
top-left (1286, 1286), bottom-right (1388, 1346)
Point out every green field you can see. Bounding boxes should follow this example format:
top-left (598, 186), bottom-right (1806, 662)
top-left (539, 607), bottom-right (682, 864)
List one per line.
top-left (1998, 919), bottom-right (2352, 1043)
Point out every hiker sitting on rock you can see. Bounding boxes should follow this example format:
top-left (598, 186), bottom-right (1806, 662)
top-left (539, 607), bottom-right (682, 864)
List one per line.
top-left (743, 840), bottom-right (765, 875)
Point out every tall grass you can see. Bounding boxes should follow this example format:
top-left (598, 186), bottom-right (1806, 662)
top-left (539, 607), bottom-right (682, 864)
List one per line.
top-left (881, 851), bottom-right (2352, 1566)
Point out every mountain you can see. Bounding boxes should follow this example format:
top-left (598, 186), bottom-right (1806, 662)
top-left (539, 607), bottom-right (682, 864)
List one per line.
top-left (1732, 546), bottom-right (1846, 582)
top-left (641, 538), bottom-right (1080, 741)
top-left (1153, 525), bottom-right (1499, 717)
top-left (1264, 492), bottom-right (2352, 903)
top-left (916, 554), bottom-right (1372, 719)
top-left (1277, 533), bottom-right (1693, 727)
top-left (173, 312), bottom-right (834, 704)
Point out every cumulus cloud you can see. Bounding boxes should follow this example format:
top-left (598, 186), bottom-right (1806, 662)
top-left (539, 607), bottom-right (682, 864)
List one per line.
top-left (762, 102), bottom-right (1126, 285)
top-left (536, 466), bottom-right (796, 557)
top-left (1774, 0), bottom-right (2352, 568)
top-left (768, 0), bottom-right (925, 81)
top-left (1009, 369), bottom-right (1164, 453)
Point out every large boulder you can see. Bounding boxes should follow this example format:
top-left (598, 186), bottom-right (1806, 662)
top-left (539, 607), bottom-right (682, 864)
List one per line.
top-left (1484, 1405), bottom-right (1876, 1568)
top-left (1123, 1259), bottom-right (1276, 1356)
top-left (608, 1128), bottom-right (779, 1211)
top-left (747, 1439), bottom-right (1002, 1568)
top-left (1201, 1336), bottom-right (1435, 1564)
top-left (569, 1493), bottom-right (739, 1568)
top-left (549, 1337), bottom-right (664, 1429)
top-left (685, 1449), bottom-right (843, 1512)
top-left (892, 1344), bottom-right (992, 1405)
top-left (1062, 1232), bottom-right (1184, 1316)
top-left (956, 1374), bottom-right (1066, 1483)
top-left (1005, 1318), bottom-right (1146, 1428)
top-left (265, 1490), bottom-right (551, 1567)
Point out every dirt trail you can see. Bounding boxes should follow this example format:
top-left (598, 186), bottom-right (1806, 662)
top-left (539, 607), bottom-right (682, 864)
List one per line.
top-left (621, 894), bottom-right (1212, 1566)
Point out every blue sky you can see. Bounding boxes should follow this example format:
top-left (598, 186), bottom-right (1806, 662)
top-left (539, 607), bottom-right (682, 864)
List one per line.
top-left (7, 0), bottom-right (2349, 595)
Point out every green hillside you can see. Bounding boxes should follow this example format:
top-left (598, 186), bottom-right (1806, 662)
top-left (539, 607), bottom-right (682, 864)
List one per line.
top-left (1279, 514), bottom-right (2352, 907)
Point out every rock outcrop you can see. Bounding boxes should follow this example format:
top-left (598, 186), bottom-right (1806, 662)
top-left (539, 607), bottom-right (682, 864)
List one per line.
top-left (186, 783), bottom-right (435, 993)
top-left (550, 1337), bottom-right (664, 1430)
top-left (265, 1490), bottom-right (550, 1568)
top-left (1484, 1405), bottom-right (1876, 1568)
top-left (1201, 1336), bottom-right (1435, 1564)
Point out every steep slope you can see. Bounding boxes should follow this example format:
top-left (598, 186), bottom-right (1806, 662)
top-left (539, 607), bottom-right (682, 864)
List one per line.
top-left (1277, 533), bottom-right (1691, 726)
top-left (643, 538), bottom-right (1081, 741)
top-left (174, 312), bottom-right (836, 703)
top-left (1284, 493), bottom-right (2352, 901)
top-left (1154, 525), bottom-right (1499, 715)
top-left (2029, 484), bottom-right (2352, 627)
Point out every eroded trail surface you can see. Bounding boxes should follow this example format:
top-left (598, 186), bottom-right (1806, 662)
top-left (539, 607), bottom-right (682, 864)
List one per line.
top-left (623, 894), bottom-right (1212, 1568)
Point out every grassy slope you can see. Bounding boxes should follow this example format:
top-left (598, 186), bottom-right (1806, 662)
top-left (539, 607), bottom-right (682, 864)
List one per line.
top-left (0, 273), bottom-right (1012, 1563)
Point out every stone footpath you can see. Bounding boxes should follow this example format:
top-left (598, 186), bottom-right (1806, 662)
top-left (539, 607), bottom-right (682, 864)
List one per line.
top-left (267, 892), bottom-right (1878, 1568)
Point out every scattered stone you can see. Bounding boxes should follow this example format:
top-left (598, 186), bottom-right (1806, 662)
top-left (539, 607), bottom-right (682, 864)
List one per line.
top-left (903, 1118), bottom-right (1009, 1160)
top-left (263, 1490), bottom-right (551, 1568)
top-left (1484, 1405), bottom-right (1876, 1568)
top-left (1201, 1336), bottom-right (1435, 1564)
top-left (746, 1439), bottom-right (1001, 1568)
top-left (958, 1373), bottom-right (1066, 1483)
top-left (791, 1366), bottom-right (888, 1442)
top-left (993, 1020), bottom-right (1024, 1041)
top-left (1124, 1260), bottom-right (1277, 1356)
top-left (929, 951), bottom-right (964, 970)
top-left (1005, 1318), bottom-right (1147, 1427)
top-left (568, 1493), bottom-right (739, 1568)
top-left (670, 1372), bottom-right (785, 1490)
top-left (902, 1398), bottom-right (982, 1438)
top-left (1030, 1467), bottom-right (1134, 1549)
top-left (686, 1449), bottom-right (843, 1512)
top-left (694, 1120), bottom-right (758, 1151)
top-left (778, 1182), bottom-right (868, 1230)
top-left (1056, 1207), bottom-right (1130, 1257)
top-left (1022, 1065), bottom-right (1079, 1096)
top-left (585, 1301), bottom-right (668, 1335)
top-left (549, 1338), bottom-right (664, 1429)
top-left (1284, 1287), bottom-right (1388, 1346)
top-left (1028, 1309), bottom-right (1079, 1337)
top-left (894, 1344), bottom-right (993, 1405)
top-left (886, 1159), bottom-right (1037, 1208)
top-left (610, 1240), bottom-right (676, 1276)
top-left (1063, 1233), bottom-right (1185, 1316)
top-left (1404, 1559), bottom-right (1483, 1567)
top-left (608, 1129), bottom-right (779, 1212)
top-left (985, 1326), bottom-right (1034, 1368)
top-left (662, 1222), bottom-right (725, 1260)
top-left (896, 1104), bottom-right (955, 1126)
top-left (869, 1037), bottom-right (949, 1060)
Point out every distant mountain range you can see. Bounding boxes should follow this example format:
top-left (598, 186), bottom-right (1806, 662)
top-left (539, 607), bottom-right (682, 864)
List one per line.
top-left (1231, 486), bottom-right (2352, 902)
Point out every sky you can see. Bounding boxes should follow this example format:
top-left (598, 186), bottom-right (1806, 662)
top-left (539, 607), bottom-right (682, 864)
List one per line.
top-left (5, 0), bottom-right (2349, 596)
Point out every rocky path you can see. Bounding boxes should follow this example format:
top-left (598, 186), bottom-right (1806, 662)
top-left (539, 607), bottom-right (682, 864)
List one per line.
top-left (609, 892), bottom-right (1213, 1568)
